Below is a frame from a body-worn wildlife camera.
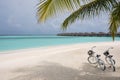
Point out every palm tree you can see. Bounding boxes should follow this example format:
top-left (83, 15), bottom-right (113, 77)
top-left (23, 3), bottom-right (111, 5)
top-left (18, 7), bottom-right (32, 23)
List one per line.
top-left (37, 0), bottom-right (120, 40)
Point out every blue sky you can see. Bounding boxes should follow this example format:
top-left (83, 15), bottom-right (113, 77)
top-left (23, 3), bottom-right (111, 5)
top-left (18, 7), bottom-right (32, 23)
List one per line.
top-left (0, 0), bottom-right (111, 35)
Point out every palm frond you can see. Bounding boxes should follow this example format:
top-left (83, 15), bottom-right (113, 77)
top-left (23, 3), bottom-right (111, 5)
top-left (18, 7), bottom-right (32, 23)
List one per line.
top-left (37, 0), bottom-right (81, 22)
top-left (109, 2), bottom-right (120, 41)
top-left (62, 0), bottom-right (118, 29)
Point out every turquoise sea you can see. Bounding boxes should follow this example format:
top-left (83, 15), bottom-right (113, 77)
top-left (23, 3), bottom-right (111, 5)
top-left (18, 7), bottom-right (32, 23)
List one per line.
top-left (0, 36), bottom-right (120, 51)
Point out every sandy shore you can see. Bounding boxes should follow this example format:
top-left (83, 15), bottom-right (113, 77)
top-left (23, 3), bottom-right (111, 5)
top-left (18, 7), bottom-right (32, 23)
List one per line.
top-left (0, 41), bottom-right (120, 80)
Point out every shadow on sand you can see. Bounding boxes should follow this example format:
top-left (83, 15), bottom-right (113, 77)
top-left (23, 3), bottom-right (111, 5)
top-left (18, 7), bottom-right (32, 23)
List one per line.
top-left (11, 62), bottom-right (120, 80)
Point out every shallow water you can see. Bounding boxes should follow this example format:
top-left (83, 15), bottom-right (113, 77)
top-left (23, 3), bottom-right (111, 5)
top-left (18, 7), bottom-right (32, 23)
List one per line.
top-left (0, 36), bottom-right (120, 51)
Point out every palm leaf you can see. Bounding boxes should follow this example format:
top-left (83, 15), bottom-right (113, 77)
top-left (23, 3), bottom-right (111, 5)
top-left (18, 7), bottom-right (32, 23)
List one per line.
top-left (62, 0), bottom-right (118, 29)
top-left (109, 2), bottom-right (120, 41)
top-left (37, 0), bottom-right (81, 22)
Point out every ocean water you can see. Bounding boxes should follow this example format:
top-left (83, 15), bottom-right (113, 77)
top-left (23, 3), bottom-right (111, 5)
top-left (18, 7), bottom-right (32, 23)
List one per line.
top-left (0, 36), bottom-right (120, 51)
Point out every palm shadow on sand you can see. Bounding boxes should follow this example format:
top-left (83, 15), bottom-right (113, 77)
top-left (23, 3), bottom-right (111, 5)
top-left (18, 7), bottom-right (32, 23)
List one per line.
top-left (11, 62), bottom-right (120, 80)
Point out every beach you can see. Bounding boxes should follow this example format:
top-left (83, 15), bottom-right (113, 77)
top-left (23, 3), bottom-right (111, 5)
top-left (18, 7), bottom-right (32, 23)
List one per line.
top-left (0, 42), bottom-right (120, 80)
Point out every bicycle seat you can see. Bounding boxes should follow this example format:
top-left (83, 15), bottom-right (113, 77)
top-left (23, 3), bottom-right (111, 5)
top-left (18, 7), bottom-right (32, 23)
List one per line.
top-left (108, 55), bottom-right (113, 58)
top-left (96, 55), bottom-right (101, 57)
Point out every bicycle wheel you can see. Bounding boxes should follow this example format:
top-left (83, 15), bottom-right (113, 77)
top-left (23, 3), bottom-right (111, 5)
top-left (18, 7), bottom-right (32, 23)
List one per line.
top-left (109, 60), bottom-right (116, 72)
top-left (111, 59), bottom-right (115, 65)
top-left (87, 56), bottom-right (97, 64)
top-left (98, 59), bottom-right (106, 71)
top-left (111, 65), bottom-right (116, 72)
top-left (105, 57), bottom-right (115, 65)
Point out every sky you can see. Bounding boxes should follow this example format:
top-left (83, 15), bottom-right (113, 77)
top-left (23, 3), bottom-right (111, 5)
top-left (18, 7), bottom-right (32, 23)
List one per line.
top-left (0, 0), bottom-right (111, 35)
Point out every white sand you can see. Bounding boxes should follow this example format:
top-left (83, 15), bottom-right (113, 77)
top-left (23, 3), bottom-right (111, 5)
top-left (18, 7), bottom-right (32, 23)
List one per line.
top-left (0, 41), bottom-right (120, 80)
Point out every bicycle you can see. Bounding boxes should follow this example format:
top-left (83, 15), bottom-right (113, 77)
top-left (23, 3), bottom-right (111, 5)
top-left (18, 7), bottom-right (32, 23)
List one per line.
top-left (103, 47), bottom-right (116, 72)
top-left (87, 46), bottom-right (106, 71)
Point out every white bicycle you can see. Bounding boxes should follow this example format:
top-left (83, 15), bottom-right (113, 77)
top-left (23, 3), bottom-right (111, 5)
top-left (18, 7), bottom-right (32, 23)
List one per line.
top-left (103, 47), bottom-right (116, 72)
top-left (88, 46), bottom-right (106, 71)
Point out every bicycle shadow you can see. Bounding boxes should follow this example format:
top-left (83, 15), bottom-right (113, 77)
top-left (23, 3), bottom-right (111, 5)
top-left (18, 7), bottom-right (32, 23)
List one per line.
top-left (80, 62), bottom-right (120, 74)
top-left (11, 61), bottom-right (120, 80)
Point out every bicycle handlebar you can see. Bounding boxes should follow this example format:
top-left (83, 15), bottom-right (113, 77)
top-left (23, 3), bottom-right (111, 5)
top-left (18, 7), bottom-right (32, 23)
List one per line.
top-left (91, 46), bottom-right (96, 50)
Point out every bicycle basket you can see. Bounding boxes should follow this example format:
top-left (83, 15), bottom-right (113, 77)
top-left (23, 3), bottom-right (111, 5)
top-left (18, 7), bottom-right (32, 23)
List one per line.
top-left (88, 50), bottom-right (94, 55)
top-left (103, 51), bottom-right (109, 56)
